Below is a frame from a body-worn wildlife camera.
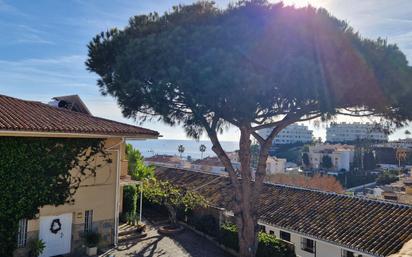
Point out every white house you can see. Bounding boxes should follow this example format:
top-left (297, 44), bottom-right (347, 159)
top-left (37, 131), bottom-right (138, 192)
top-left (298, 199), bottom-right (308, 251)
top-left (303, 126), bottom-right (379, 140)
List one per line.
top-left (306, 144), bottom-right (355, 171)
top-left (191, 156), bottom-right (241, 175)
top-left (266, 156), bottom-right (287, 174)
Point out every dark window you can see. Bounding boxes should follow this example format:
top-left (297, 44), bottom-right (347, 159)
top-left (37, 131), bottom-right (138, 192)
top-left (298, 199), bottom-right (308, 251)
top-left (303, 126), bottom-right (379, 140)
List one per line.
top-left (17, 219), bottom-right (27, 248)
top-left (280, 230), bottom-right (291, 242)
top-left (341, 250), bottom-right (355, 257)
top-left (301, 237), bottom-right (315, 253)
top-left (258, 225), bottom-right (266, 232)
top-left (269, 230), bottom-right (274, 235)
top-left (84, 210), bottom-right (93, 232)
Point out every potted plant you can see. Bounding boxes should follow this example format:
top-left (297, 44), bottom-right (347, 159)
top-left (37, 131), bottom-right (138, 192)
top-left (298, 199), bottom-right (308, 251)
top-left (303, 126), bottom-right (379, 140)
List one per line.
top-left (28, 239), bottom-right (45, 257)
top-left (84, 231), bottom-right (100, 256)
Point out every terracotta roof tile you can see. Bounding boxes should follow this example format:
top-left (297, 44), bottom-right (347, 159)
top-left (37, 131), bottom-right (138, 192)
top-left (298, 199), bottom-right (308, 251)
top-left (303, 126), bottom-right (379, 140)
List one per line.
top-left (155, 167), bottom-right (412, 257)
top-left (0, 94), bottom-right (159, 137)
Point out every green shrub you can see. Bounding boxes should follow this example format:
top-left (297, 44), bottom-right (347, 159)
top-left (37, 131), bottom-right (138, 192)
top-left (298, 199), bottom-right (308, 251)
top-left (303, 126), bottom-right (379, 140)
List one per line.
top-left (28, 239), bottom-right (45, 257)
top-left (376, 171), bottom-right (399, 185)
top-left (194, 215), bottom-right (219, 237)
top-left (83, 231), bottom-right (100, 247)
top-left (122, 185), bottom-right (137, 217)
top-left (219, 223), bottom-right (239, 251)
top-left (219, 224), bottom-right (296, 257)
top-left (257, 232), bottom-right (295, 257)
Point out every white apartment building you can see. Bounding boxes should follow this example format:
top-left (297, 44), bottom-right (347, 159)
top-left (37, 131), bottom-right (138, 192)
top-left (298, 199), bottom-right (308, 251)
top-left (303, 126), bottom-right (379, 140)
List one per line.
top-left (326, 122), bottom-right (388, 143)
top-left (307, 144), bottom-right (355, 171)
top-left (259, 124), bottom-right (313, 144)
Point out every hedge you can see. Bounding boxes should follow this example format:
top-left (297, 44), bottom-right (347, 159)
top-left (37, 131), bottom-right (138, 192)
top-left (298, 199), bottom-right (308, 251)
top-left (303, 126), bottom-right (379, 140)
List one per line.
top-left (219, 223), bottom-right (296, 257)
top-left (122, 185), bottom-right (137, 219)
top-left (193, 214), bottom-right (220, 238)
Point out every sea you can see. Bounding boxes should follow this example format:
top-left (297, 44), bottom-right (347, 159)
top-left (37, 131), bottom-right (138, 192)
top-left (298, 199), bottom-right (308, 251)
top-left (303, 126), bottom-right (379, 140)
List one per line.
top-left (128, 139), bottom-right (238, 160)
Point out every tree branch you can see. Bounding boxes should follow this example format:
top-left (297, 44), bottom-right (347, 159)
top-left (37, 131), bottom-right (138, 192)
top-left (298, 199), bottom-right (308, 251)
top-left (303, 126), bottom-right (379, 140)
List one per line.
top-left (251, 131), bottom-right (265, 145)
top-left (252, 113), bottom-right (304, 202)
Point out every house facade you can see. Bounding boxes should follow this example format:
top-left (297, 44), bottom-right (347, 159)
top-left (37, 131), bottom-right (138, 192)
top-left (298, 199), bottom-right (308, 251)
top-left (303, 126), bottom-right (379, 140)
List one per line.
top-left (0, 94), bottom-right (158, 257)
top-left (266, 156), bottom-right (287, 174)
top-left (306, 144), bottom-right (355, 171)
top-left (191, 156), bottom-right (241, 175)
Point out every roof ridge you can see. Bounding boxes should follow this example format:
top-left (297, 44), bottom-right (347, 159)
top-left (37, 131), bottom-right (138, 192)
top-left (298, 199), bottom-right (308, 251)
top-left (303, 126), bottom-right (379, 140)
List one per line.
top-left (0, 94), bottom-right (158, 134)
top-left (265, 181), bottom-right (412, 208)
top-left (171, 167), bottom-right (412, 209)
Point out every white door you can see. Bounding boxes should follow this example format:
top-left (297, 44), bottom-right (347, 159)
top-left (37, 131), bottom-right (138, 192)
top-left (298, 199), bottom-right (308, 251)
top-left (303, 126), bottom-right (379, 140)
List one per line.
top-left (39, 213), bottom-right (72, 257)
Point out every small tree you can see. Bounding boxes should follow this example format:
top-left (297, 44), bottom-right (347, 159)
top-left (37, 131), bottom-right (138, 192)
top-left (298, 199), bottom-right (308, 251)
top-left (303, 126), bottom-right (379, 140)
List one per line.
top-left (178, 145), bottom-right (185, 158)
top-left (363, 151), bottom-right (377, 170)
top-left (376, 171), bottom-right (399, 185)
top-left (199, 144), bottom-right (207, 159)
top-left (302, 153), bottom-right (310, 167)
top-left (126, 144), bottom-right (155, 180)
top-left (143, 180), bottom-right (206, 226)
top-left (321, 155), bottom-right (333, 169)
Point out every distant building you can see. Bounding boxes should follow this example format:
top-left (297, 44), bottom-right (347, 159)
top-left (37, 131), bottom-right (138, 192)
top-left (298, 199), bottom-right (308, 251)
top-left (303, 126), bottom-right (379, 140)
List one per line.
top-left (307, 144), bottom-right (355, 171)
top-left (191, 156), bottom-right (241, 175)
top-left (258, 124), bottom-right (313, 145)
top-left (326, 122), bottom-right (388, 143)
top-left (266, 156), bottom-right (287, 175)
top-left (378, 177), bottom-right (412, 204)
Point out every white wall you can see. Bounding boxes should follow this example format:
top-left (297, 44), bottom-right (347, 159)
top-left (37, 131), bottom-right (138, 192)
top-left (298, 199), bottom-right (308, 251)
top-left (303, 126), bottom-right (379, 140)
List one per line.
top-left (262, 224), bottom-right (375, 257)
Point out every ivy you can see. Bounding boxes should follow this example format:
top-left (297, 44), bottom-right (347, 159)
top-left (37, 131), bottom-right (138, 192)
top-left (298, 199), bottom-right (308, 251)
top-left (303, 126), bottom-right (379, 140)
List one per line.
top-left (0, 137), bottom-right (109, 256)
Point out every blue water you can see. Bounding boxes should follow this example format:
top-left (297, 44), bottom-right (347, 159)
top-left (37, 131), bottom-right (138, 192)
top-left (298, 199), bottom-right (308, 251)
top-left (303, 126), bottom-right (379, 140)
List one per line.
top-left (128, 139), bottom-right (238, 160)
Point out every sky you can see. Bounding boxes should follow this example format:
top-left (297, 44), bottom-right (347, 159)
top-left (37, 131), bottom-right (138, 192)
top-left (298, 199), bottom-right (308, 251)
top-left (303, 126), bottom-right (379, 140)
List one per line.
top-left (1, 0), bottom-right (412, 141)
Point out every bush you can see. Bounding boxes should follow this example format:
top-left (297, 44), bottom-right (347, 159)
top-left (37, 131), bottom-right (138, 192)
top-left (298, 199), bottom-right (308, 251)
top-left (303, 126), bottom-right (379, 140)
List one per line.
top-left (219, 223), bottom-right (296, 257)
top-left (28, 239), bottom-right (45, 257)
top-left (376, 171), bottom-right (399, 185)
top-left (219, 223), bottom-right (239, 251)
top-left (257, 232), bottom-right (295, 257)
top-left (194, 215), bottom-right (219, 237)
top-left (83, 231), bottom-right (100, 247)
top-left (123, 185), bottom-right (137, 217)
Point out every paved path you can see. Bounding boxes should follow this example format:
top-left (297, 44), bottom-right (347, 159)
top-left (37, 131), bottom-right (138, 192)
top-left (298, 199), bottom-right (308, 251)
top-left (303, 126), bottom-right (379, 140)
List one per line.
top-left (100, 224), bottom-right (232, 257)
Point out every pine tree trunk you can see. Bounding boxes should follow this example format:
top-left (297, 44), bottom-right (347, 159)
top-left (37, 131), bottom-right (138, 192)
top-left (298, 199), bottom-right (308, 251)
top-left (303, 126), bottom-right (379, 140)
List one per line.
top-left (207, 122), bottom-right (280, 257)
top-left (236, 126), bottom-right (259, 257)
top-left (237, 202), bottom-right (259, 257)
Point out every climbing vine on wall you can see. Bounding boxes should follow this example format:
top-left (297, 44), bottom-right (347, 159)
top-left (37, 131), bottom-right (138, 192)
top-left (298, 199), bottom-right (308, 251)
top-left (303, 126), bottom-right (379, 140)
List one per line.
top-left (0, 137), bottom-right (110, 256)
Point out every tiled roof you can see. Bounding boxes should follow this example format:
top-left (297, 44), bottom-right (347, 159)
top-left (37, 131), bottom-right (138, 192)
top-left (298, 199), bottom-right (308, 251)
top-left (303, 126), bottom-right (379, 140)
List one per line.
top-left (145, 155), bottom-right (183, 164)
top-left (192, 157), bottom-right (223, 166)
top-left (0, 94), bottom-right (159, 137)
top-left (155, 167), bottom-right (412, 257)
